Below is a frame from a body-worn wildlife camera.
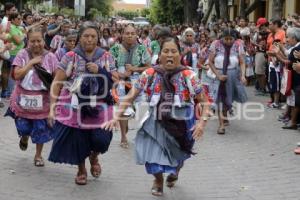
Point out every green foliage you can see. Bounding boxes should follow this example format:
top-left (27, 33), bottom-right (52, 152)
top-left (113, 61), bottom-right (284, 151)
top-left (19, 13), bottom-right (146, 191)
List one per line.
top-left (116, 10), bottom-right (139, 20)
top-left (150, 0), bottom-right (184, 24)
top-left (60, 8), bottom-right (75, 17)
top-left (141, 8), bottom-right (150, 18)
top-left (86, 0), bottom-right (114, 19)
top-left (88, 8), bottom-right (103, 20)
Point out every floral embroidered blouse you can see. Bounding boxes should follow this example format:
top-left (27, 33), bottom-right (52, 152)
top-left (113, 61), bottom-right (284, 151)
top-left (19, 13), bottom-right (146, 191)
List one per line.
top-left (209, 39), bottom-right (245, 70)
top-left (134, 67), bottom-right (203, 105)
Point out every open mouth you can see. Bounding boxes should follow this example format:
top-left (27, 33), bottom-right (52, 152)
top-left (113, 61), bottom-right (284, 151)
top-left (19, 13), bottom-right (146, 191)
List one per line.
top-left (166, 59), bottom-right (174, 64)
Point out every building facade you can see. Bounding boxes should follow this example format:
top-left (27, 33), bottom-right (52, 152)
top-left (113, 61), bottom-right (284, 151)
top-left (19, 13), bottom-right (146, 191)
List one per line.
top-left (228, 0), bottom-right (300, 22)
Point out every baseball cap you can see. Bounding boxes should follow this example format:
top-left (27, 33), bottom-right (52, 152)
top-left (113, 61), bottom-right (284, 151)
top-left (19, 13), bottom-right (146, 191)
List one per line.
top-left (256, 17), bottom-right (268, 27)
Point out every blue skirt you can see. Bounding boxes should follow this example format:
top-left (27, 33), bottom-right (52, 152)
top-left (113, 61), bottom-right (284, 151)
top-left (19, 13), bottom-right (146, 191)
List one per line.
top-left (136, 106), bottom-right (195, 175)
top-left (5, 108), bottom-right (53, 144)
top-left (48, 122), bottom-right (113, 165)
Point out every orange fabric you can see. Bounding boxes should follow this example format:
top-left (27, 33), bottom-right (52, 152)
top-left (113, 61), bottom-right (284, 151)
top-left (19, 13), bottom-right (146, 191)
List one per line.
top-left (267, 29), bottom-right (286, 51)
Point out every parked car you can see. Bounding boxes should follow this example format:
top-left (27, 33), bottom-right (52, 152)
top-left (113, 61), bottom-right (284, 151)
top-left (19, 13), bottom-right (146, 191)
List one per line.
top-left (133, 17), bottom-right (150, 26)
top-left (116, 19), bottom-right (134, 25)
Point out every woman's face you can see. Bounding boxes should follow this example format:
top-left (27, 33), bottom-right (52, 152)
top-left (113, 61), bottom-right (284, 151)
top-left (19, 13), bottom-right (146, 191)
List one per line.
top-left (79, 28), bottom-right (98, 53)
top-left (286, 35), bottom-right (297, 46)
top-left (122, 26), bottom-right (137, 46)
top-left (64, 36), bottom-right (76, 51)
top-left (28, 32), bottom-right (45, 54)
top-left (103, 29), bottom-right (109, 38)
top-left (185, 31), bottom-right (195, 43)
top-left (12, 15), bottom-right (22, 26)
top-left (200, 34), bottom-right (206, 42)
top-left (159, 41), bottom-right (181, 70)
top-left (61, 24), bottom-right (71, 35)
top-left (172, 28), bottom-right (177, 36)
top-left (223, 36), bottom-right (234, 46)
top-left (239, 19), bottom-right (246, 27)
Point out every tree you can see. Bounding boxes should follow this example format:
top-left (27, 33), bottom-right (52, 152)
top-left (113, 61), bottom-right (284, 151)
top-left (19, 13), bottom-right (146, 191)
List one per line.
top-left (239, 0), bottom-right (265, 18)
top-left (150, 0), bottom-right (184, 24)
top-left (117, 10), bottom-right (139, 20)
top-left (141, 8), bottom-right (150, 18)
top-left (219, 0), bottom-right (229, 21)
top-left (202, 0), bottom-right (214, 24)
top-left (88, 8), bottom-right (102, 21)
top-left (183, 0), bottom-right (198, 24)
top-left (86, 0), bottom-right (114, 19)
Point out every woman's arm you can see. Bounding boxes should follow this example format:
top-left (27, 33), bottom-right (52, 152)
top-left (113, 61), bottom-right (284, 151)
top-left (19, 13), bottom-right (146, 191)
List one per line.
top-left (193, 91), bottom-right (210, 140)
top-left (239, 54), bottom-right (246, 78)
top-left (13, 56), bottom-right (42, 80)
top-left (101, 86), bottom-right (141, 131)
top-left (48, 69), bottom-right (67, 127)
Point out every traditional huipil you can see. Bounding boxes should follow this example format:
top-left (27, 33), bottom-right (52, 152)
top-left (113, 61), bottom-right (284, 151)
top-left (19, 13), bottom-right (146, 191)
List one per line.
top-left (6, 49), bottom-right (58, 147)
top-left (133, 66), bottom-right (202, 175)
top-left (48, 46), bottom-right (116, 165)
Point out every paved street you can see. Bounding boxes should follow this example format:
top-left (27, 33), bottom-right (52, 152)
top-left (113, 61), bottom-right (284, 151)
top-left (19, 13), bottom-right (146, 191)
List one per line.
top-left (1, 87), bottom-right (300, 200)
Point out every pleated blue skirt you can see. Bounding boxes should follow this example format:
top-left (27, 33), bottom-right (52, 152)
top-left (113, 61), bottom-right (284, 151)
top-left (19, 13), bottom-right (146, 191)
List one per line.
top-left (48, 122), bottom-right (113, 165)
top-left (5, 108), bottom-right (53, 144)
top-left (135, 106), bottom-right (195, 175)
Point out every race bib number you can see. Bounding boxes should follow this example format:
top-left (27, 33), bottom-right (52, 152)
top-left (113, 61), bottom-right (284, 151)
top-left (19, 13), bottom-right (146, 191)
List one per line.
top-left (19, 94), bottom-right (43, 110)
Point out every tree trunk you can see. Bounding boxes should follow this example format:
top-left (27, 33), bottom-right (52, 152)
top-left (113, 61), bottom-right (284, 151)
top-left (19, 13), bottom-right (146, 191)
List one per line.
top-left (245, 0), bottom-right (262, 16)
top-left (214, 0), bottom-right (220, 19)
top-left (240, 0), bottom-right (246, 18)
top-left (272, 0), bottom-right (284, 20)
top-left (184, 0), bottom-right (198, 24)
top-left (203, 0), bottom-right (214, 24)
top-left (219, 0), bottom-right (229, 21)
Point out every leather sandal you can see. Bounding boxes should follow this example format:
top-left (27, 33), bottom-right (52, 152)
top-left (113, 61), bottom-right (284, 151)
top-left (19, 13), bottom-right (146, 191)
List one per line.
top-left (89, 156), bottom-right (101, 178)
top-left (217, 127), bottom-right (225, 135)
top-left (120, 141), bottom-right (129, 149)
top-left (19, 136), bottom-right (29, 151)
top-left (151, 180), bottom-right (163, 196)
top-left (75, 173), bottom-right (87, 185)
top-left (34, 157), bottom-right (45, 167)
top-left (166, 174), bottom-right (178, 188)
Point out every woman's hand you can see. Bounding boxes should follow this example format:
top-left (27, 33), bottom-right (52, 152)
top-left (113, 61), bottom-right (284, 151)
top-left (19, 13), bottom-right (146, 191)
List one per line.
top-left (293, 50), bottom-right (300, 59)
top-left (217, 74), bottom-right (227, 82)
top-left (101, 119), bottom-right (119, 131)
top-left (191, 122), bottom-right (205, 140)
top-left (29, 56), bottom-right (43, 67)
top-left (47, 109), bottom-right (55, 128)
top-left (125, 64), bottom-right (138, 72)
top-left (86, 62), bottom-right (99, 74)
top-left (292, 62), bottom-right (300, 74)
top-left (240, 75), bottom-right (247, 85)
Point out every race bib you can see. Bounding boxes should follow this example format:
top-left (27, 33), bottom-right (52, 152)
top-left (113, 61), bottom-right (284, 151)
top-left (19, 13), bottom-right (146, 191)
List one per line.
top-left (19, 94), bottom-right (43, 110)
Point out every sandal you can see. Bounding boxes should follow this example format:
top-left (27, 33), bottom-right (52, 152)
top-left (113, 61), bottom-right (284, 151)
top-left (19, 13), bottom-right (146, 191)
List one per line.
top-left (75, 173), bottom-right (87, 185)
top-left (120, 141), bottom-right (129, 149)
top-left (166, 174), bottom-right (178, 188)
top-left (151, 180), bottom-right (163, 196)
top-left (217, 127), bottom-right (225, 135)
top-left (34, 157), bottom-right (45, 167)
top-left (19, 136), bottom-right (29, 151)
top-left (89, 156), bottom-right (101, 178)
